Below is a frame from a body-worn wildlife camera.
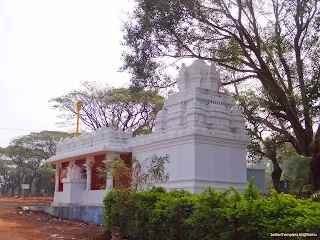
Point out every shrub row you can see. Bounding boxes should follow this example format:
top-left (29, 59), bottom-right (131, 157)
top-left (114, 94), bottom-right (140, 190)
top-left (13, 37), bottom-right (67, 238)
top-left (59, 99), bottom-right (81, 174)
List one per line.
top-left (103, 179), bottom-right (320, 240)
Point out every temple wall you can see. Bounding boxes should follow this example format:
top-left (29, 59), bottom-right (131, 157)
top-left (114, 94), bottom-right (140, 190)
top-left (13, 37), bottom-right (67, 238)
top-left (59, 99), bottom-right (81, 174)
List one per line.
top-left (48, 59), bottom-right (258, 205)
top-left (131, 138), bottom-right (196, 190)
top-left (131, 136), bottom-right (248, 193)
top-left (129, 59), bottom-right (249, 193)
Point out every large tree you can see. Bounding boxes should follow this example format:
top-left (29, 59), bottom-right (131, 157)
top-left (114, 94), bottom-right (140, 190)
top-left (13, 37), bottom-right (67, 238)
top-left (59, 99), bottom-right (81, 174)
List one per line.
top-left (234, 86), bottom-right (288, 192)
top-left (0, 131), bottom-right (72, 196)
top-left (0, 158), bottom-right (25, 197)
top-left (50, 81), bottom-right (165, 136)
top-left (121, 0), bottom-right (320, 189)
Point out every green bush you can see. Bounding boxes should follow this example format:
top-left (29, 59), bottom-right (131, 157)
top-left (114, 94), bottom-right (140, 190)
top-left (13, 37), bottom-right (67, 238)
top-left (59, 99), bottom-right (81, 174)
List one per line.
top-left (185, 188), bottom-right (233, 240)
top-left (151, 190), bottom-right (194, 240)
top-left (103, 188), bottom-right (135, 236)
top-left (103, 179), bottom-right (320, 240)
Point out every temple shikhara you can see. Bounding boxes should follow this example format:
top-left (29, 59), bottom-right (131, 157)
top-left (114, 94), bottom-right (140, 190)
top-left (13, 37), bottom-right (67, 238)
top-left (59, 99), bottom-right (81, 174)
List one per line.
top-left (46, 60), bottom-right (250, 206)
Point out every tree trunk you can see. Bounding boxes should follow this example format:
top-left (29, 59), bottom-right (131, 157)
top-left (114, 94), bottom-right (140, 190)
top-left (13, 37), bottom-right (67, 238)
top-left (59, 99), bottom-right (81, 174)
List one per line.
top-left (18, 186), bottom-right (22, 197)
top-left (310, 152), bottom-right (320, 191)
top-left (11, 187), bottom-right (15, 197)
top-left (309, 140), bottom-right (320, 191)
top-left (35, 180), bottom-right (42, 196)
top-left (4, 185), bottom-right (9, 197)
top-left (271, 166), bottom-right (282, 193)
top-left (28, 179), bottom-right (34, 196)
top-left (1, 188), bottom-right (5, 197)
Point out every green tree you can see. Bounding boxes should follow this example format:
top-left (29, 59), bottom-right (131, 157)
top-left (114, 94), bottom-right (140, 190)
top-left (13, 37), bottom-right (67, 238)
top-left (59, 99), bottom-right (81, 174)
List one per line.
top-left (282, 155), bottom-right (313, 197)
top-left (264, 168), bottom-right (274, 194)
top-left (0, 158), bottom-right (25, 197)
top-left (34, 164), bottom-right (56, 195)
top-left (0, 131), bottom-right (72, 196)
top-left (246, 131), bottom-right (285, 192)
top-left (121, 0), bottom-right (320, 189)
top-left (50, 81), bottom-right (165, 136)
top-left (131, 154), bottom-right (170, 191)
top-left (101, 154), bottom-right (170, 191)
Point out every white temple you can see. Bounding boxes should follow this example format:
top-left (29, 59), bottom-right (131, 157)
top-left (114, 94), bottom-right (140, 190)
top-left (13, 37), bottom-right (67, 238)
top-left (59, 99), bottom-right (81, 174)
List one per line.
top-left (46, 60), bottom-right (250, 206)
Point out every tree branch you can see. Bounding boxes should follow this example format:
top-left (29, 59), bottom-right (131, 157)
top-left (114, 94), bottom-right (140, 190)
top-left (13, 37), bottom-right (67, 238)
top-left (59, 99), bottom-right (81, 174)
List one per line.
top-left (221, 74), bottom-right (257, 86)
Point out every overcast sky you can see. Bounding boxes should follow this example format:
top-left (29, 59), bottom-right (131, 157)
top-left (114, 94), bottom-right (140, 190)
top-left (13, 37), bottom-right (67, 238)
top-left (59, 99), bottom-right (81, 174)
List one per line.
top-left (0, 0), bottom-right (135, 147)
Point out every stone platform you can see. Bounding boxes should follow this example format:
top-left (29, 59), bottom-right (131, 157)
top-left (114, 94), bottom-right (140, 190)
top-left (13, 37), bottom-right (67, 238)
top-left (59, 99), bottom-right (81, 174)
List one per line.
top-left (27, 205), bottom-right (104, 225)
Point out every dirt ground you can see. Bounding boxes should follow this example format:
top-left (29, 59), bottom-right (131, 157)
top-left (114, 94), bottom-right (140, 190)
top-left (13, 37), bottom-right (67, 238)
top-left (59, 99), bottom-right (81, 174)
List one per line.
top-left (0, 197), bottom-right (106, 240)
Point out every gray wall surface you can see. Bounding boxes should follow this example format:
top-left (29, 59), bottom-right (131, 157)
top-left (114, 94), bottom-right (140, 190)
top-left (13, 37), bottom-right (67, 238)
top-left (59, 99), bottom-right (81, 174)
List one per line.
top-left (28, 205), bottom-right (104, 225)
top-left (247, 168), bottom-right (266, 193)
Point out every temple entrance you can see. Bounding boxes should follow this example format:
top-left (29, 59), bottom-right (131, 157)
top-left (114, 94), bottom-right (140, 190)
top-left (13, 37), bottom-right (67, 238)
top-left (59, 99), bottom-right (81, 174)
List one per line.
top-left (91, 155), bottom-right (106, 190)
top-left (89, 153), bottom-right (133, 190)
top-left (58, 163), bottom-right (68, 192)
top-left (114, 153), bottom-right (132, 188)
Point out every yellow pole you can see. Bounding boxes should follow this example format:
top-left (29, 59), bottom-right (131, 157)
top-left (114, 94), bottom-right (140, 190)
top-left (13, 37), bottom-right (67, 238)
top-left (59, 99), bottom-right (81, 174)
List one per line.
top-left (76, 101), bottom-right (83, 137)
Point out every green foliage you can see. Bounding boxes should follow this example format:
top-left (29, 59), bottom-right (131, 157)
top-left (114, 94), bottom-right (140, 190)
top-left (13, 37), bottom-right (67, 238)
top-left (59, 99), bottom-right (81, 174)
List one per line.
top-left (311, 191), bottom-right (320, 202)
top-left (185, 188), bottom-right (233, 240)
top-left (151, 190), bottom-right (194, 240)
top-left (132, 154), bottom-right (170, 191)
top-left (0, 131), bottom-right (72, 196)
top-left (243, 177), bottom-right (261, 200)
top-left (282, 156), bottom-right (313, 197)
top-left (122, 0), bottom-right (320, 191)
top-left (264, 168), bottom-right (274, 194)
top-left (99, 154), bottom-right (132, 189)
top-left (101, 154), bottom-right (170, 191)
top-left (50, 81), bottom-right (165, 136)
top-left (103, 188), bottom-right (135, 235)
top-left (104, 182), bottom-right (320, 239)
top-left (230, 186), bottom-right (242, 203)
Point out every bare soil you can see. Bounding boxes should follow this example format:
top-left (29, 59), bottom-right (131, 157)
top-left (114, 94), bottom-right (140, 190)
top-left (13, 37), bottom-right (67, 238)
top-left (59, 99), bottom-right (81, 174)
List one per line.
top-left (0, 197), bottom-right (106, 240)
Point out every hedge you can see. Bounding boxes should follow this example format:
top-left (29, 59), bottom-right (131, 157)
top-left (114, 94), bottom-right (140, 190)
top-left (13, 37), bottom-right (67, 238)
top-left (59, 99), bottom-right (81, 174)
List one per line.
top-left (103, 179), bottom-right (320, 240)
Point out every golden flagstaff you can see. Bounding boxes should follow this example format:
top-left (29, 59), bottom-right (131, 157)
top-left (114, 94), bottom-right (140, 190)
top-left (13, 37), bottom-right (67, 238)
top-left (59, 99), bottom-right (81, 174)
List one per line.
top-left (75, 101), bottom-right (83, 137)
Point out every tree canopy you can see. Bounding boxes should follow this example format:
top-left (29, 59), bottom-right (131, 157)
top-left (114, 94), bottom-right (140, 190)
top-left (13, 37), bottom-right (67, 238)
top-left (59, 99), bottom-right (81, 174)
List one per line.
top-left (0, 131), bottom-right (72, 197)
top-left (121, 0), bottom-right (320, 189)
top-left (50, 81), bottom-right (165, 136)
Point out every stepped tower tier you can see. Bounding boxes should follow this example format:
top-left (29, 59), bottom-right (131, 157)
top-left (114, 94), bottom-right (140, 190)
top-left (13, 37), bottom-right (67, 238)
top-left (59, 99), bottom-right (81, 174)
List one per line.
top-left (130, 60), bottom-right (249, 193)
top-left (154, 59), bottom-right (246, 139)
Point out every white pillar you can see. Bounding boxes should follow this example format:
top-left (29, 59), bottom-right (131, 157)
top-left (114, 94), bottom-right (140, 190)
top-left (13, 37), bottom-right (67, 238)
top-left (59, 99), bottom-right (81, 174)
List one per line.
top-left (55, 163), bottom-right (62, 192)
top-left (83, 156), bottom-right (94, 191)
top-left (67, 160), bottom-right (75, 178)
top-left (103, 152), bottom-right (114, 192)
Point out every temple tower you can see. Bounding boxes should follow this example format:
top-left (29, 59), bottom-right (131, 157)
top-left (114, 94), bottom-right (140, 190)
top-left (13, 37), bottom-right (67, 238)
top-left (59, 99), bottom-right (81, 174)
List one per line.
top-left (129, 60), bottom-right (249, 193)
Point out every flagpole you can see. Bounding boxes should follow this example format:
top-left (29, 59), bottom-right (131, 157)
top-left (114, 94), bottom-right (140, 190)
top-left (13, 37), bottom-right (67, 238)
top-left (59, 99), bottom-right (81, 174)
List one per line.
top-left (76, 101), bottom-right (83, 137)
